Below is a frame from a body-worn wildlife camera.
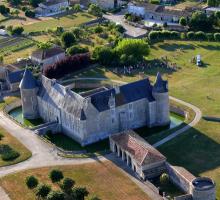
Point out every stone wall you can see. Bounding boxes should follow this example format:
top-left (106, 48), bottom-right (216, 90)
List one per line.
top-left (4, 99), bottom-right (21, 113)
top-left (34, 122), bottom-right (60, 136)
top-left (174, 194), bottom-right (192, 200)
top-left (170, 105), bottom-right (186, 117)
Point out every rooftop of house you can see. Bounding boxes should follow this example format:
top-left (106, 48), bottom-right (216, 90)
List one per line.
top-left (8, 70), bottom-right (25, 84)
top-left (110, 130), bottom-right (166, 166)
top-left (31, 47), bottom-right (65, 61)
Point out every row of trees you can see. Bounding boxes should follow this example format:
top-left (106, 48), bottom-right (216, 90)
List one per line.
top-left (26, 169), bottom-right (100, 200)
top-left (179, 11), bottom-right (220, 32)
top-left (43, 53), bottom-right (91, 79)
top-left (148, 30), bottom-right (220, 42)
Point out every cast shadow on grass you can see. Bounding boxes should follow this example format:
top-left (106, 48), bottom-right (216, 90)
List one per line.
top-left (197, 44), bottom-right (220, 51)
top-left (158, 43), bottom-right (195, 51)
top-left (158, 125), bottom-right (220, 176)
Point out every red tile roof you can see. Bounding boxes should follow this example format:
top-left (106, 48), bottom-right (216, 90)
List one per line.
top-left (111, 130), bottom-right (166, 166)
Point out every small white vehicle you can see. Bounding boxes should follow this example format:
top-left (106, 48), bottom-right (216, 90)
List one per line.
top-left (196, 55), bottom-right (202, 66)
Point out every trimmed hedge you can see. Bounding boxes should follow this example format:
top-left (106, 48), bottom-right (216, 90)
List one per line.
top-left (0, 144), bottom-right (20, 161)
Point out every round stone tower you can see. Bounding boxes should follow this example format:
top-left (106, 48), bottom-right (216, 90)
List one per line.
top-left (19, 69), bottom-right (39, 119)
top-left (152, 72), bottom-right (170, 126)
top-left (190, 177), bottom-right (216, 200)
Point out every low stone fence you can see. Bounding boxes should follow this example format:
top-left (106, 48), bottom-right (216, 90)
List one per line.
top-left (170, 105), bottom-right (187, 118)
top-left (3, 100), bottom-right (21, 113)
top-left (34, 122), bottom-right (60, 136)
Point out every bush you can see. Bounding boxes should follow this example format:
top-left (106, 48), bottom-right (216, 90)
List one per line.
top-left (179, 17), bottom-right (187, 26)
top-left (47, 190), bottom-right (65, 200)
top-left (187, 31), bottom-right (195, 40)
top-left (195, 31), bottom-right (207, 41)
top-left (1, 149), bottom-right (20, 161)
top-left (88, 4), bottom-right (103, 17)
top-left (214, 33), bottom-right (220, 41)
top-left (43, 53), bottom-right (90, 79)
top-left (115, 24), bottom-right (125, 33)
top-left (21, 6), bottom-right (27, 12)
top-left (206, 33), bottom-right (214, 41)
top-left (67, 45), bottom-right (89, 56)
top-left (0, 5), bottom-right (10, 15)
top-left (160, 173), bottom-right (169, 185)
top-left (148, 31), bottom-right (159, 41)
top-left (92, 46), bottom-right (116, 65)
top-left (26, 176), bottom-right (38, 189)
top-left (150, 0), bottom-right (160, 4)
top-left (61, 32), bottom-right (76, 48)
top-left (36, 184), bottom-right (51, 198)
top-left (25, 10), bottom-right (35, 18)
top-left (49, 169), bottom-right (64, 183)
top-left (11, 26), bottom-right (24, 35)
top-left (61, 178), bottom-right (75, 193)
top-left (94, 26), bottom-right (103, 33)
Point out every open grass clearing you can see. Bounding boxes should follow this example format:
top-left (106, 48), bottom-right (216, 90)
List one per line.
top-left (0, 161), bottom-right (150, 200)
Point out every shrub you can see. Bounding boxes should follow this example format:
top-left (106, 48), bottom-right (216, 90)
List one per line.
top-left (195, 31), bottom-right (207, 41)
top-left (170, 31), bottom-right (180, 39)
top-left (0, 5), bottom-right (10, 15)
top-left (67, 45), bottom-right (89, 56)
top-left (88, 4), bottom-right (103, 17)
top-left (1, 149), bottom-right (20, 161)
top-left (11, 26), bottom-right (24, 35)
top-left (187, 31), bottom-right (195, 40)
top-left (160, 173), bottom-right (169, 185)
top-left (148, 31), bottom-right (159, 41)
top-left (94, 26), bottom-right (103, 33)
top-left (179, 17), bottom-right (187, 26)
top-left (25, 10), bottom-right (35, 18)
top-left (36, 184), bottom-right (51, 198)
top-left (115, 24), bottom-right (125, 33)
top-left (26, 176), bottom-right (38, 189)
top-left (0, 133), bottom-right (4, 140)
top-left (21, 6), bottom-right (27, 12)
top-left (49, 169), bottom-right (64, 183)
top-left (60, 178), bottom-right (75, 193)
top-left (47, 190), bottom-right (65, 200)
top-left (150, 0), bottom-right (160, 4)
top-left (206, 33), bottom-right (214, 41)
top-left (214, 33), bottom-right (220, 41)
top-left (43, 53), bottom-right (90, 79)
top-left (61, 32), bottom-right (76, 48)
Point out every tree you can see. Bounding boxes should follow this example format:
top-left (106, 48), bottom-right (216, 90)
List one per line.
top-left (88, 4), bottom-right (103, 17)
top-left (67, 45), bottom-right (89, 56)
top-left (115, 39), bottom-right (150, 64)
top-left (26, 176), bottom-right (38, 189)
top-left (47, 190), bottom-right (65, 200)
top-left (11, 9), bottom-right (20, 17)
top-left (11, 26), bottom-right (24, 35)
top-left (179, 17), bottom-right (187, 26)
top-left (36, 184), bottom-right (51, 199)
top-left (60, 178), bottom-right (75, 194)
top-left (92, 46), bottom-right (116, 66)
top-left (29, 0), bottom-right (42, 7)
top-left (0, 5), bottom-right (10, 15)
top-left (160, 173), bottom-right (169, 185)
top-left (25, 10), bottom-right (35, 18)
top-left (37, 42), bottom-right (52, 59)
top-left (215, 11), bottom-right (220, 19)
top-left (71, 187), bottom-right (89, 200)
top-left (73, 4), bottom-right (81, 12)
top-left (61, 32), bottom-right (76, 48)
top-left (49, 169), bottom-right (64, 183)
top-left (189, 11), bottom-right (213, 31)
top-left (214, 33), bottom-right (220, 41)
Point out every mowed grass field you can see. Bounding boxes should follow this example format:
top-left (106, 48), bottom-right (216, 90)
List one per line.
top-left (23, 12), bottom-right (96, 33)
top-left (72, 40), bottom-right (220, 198)
top-left (0, 161), bottom-right (150, 200)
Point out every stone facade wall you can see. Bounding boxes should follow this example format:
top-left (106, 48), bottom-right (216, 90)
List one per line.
top-left (174, 194), bottom-right (192, 200)
top-left (170, 105), bottom-right (186, 117)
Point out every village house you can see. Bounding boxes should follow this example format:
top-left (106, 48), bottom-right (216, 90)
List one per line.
top-left (35, 0), bottom-right (69, 17)
top-left (204, 6), bottom-right (220, 16)
top-left (128, 2), bottom-right (191, 23)
top-left (30, 46), bottom-right (65, 68)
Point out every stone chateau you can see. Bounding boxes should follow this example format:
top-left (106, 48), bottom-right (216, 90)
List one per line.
top-left (19, 70), bottom-right (170, 146)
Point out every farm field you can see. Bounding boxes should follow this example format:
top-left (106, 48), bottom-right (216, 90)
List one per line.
top-left (71, 40), bottom-right (220, 198)
top-left (0, 161), bottom-right (150, 200)
top-left (23, 12), bottom-right (96, 33)
top-left (0, 36), bottom-right (36, 64)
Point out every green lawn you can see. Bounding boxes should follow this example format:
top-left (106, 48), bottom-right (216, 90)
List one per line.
top-left (23, 12), bottom-right (96, 33)
top-left (70, 40), bottom-right (220, 198)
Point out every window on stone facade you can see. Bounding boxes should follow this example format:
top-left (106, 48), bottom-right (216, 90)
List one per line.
top-left (129, 103), bottom-right (133, 110)
top-left (112, 118), bottom-right (114, 124)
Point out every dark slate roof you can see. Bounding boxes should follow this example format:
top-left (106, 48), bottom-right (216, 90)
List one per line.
top-left (31, 47), bottom-right (65, 60)
top-left (19, 69), bottom-right (38, 89)
top-left (90, 79), bottom-right (155, 112)
top-left (8, 70), bottom-right (24, 84)
top-left (153, 72), bottom-right (168, 93)
top-left (42, 0), bottom-right (68, 6)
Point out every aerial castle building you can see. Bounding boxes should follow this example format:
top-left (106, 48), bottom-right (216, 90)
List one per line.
top-left (19, 70), bottom-right (170, 146)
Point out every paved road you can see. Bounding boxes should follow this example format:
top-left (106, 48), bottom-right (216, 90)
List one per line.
top-left (104, 11), bottom-right (147, 38)
top-left (153, 96), bottom-right (202, 147)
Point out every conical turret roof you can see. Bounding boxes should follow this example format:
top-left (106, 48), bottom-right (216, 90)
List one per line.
top-left (153, 72), bottom-right (168, 93)
top-left (19, 69), bottom-right (38, 89)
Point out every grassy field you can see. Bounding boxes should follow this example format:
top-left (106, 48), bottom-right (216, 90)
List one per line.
top-left (70, 40), bottom-right (220, 198)
top-left (0, 126), bottom-right (31, 167)
top-left (0, 161), bottom-right (150, 200)
top-left (23, 12), bottom-right (95, 33)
